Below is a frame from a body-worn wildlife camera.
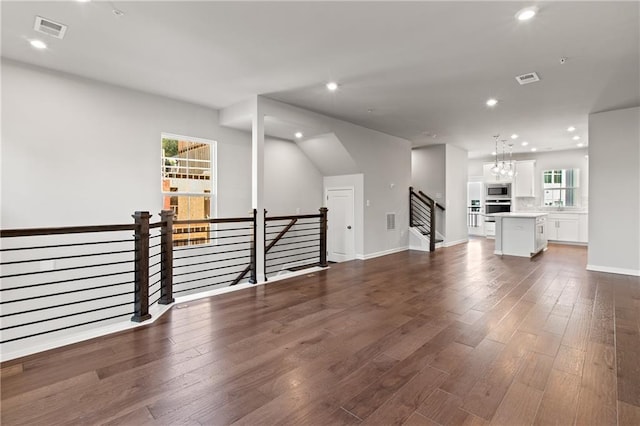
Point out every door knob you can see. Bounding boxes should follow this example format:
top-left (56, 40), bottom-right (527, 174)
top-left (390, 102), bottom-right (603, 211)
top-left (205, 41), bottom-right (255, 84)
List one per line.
top-left (347, 225), bottom-right (352, 229)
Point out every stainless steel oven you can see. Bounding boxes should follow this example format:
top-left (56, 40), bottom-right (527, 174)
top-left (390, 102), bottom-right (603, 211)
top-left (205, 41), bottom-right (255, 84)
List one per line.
top-left (484, 199), bottom-right (511, 238)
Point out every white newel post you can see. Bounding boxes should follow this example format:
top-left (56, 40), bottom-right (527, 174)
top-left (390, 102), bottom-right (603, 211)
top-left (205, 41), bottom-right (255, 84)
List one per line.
top-left (252, 96), bottom-right (266, 283)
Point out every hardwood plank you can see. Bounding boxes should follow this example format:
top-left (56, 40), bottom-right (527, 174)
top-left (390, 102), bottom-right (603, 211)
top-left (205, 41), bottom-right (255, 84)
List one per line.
top-left (1, 240), bottom-right (636, 426)
top-left (361, 367), bottom-right (448, 425)
top-left (574, 342), bottom-right (617, 426)
top-left (489, 381), bottom-right (543, 426)
top-left (552, 344), bottom-right (585, 376)
top-left (461, 331), bottom-right (537, 420)
top-left (402, 412), bottom-right (440, 426)
top-left (618, 401), bottom-right (640, 426)
top-left (416, 389), bottom-right (469, 425)
top-left (514, 351), bottom-right (554, 391)
top-left (533, 369), bottom-right (581, 426)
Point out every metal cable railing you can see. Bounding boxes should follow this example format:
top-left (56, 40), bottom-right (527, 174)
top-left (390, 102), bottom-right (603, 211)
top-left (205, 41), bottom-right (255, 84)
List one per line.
top-left (0, 223), bottom-right (138, 345)
top-left (264, 209), bottom-right (327, 279)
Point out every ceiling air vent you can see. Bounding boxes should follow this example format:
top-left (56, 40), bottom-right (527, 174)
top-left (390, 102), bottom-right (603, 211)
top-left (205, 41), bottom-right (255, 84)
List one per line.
top-left (386, 213), bottom-right (396, 231)
top-left (34, 16), bottom-right (67, 39)
top-left (515, 72), bottom-right (540, 85)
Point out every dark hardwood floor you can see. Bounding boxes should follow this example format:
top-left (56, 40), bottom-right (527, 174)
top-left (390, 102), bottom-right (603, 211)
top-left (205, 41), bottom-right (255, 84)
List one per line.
top-left (2, 238), bottom-right (639, 425)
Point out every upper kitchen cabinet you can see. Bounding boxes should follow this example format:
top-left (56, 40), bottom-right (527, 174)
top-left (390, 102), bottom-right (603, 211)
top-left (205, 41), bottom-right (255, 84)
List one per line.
top-left (483, 163), bottom-right (513, 183)
top-left (514, 160), bottom-right (536, 197)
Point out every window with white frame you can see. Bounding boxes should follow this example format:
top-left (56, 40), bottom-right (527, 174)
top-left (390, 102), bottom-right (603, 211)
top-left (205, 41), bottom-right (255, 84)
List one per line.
top-left (161, 134), bottom-right (216, 246)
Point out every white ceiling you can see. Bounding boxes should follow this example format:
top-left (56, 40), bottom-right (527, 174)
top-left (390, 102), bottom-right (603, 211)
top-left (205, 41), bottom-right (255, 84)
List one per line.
top-left (2, 1), bottom-right (639, 158)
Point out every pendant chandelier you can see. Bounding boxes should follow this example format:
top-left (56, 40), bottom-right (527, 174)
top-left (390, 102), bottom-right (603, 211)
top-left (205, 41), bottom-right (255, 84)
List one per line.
top-left (491, 135), bottom-right (516, 177)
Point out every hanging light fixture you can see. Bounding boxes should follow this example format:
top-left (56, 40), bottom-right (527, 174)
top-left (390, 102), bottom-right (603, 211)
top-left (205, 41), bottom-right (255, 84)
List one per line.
top-left (491, 136), bottom-right (517, 177)
top-left (491, 135), bottom-right (501, 176)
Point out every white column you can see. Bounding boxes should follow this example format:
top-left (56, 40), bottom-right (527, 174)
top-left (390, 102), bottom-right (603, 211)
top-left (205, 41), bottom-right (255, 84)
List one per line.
top-left (252, 96), bottom-right (266, 282)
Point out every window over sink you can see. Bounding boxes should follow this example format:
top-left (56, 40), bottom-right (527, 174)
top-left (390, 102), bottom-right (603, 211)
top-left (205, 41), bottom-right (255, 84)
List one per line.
top-left (542, 168), bottom-right (579, 207)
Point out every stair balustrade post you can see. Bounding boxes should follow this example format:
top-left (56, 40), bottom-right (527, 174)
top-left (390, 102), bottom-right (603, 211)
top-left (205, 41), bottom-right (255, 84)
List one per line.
top-left (159, 210), bottom-right (175, 305)
top-left (249, 209), bottom-right (257, 284)
top-left (429, 200), bottom-right (436, 252)
top-left (132, 211), bottom-right (152, 322)
top-left (409, 187), bottom-right (414, 227)
top-left (319, 207), bottom-right (328, 267)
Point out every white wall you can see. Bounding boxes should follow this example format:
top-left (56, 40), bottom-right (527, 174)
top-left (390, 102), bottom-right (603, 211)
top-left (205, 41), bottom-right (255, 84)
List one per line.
top-left (323, 174), bottom-right (365, 257)
top-left (264, 137), bottom-right (323, 216)
top-left (411, 145), bottom-right (446, 236)
top-left (260, 98), bottom-right (412, 257)
top-left (588, 106), bottom-right (640, 276)
top-left (445, 144), bottom-right (469, 246)
top-left (411, 145), bottom-right (446, 201)
top-left (1, 59), bottom-right (252, 227)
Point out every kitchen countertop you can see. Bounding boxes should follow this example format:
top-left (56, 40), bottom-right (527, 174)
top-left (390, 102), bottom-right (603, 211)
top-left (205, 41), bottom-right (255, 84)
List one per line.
top-left (490, 212), bottom-right (548, 218)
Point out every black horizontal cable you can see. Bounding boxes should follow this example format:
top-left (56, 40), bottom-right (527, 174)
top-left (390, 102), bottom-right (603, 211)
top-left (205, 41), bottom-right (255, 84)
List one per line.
top-left (268, 232), bottom-right (320, 242)
top-left (266, 249), bottom-right (319, 262)
top-left (150, 295), bottom-right (161, 306)
top-left (149, 243), bottom-right (162, 249)
top-left (265, 227), bottom-right (320, 236)
top-left (266, 238), bottom-right (319, 248)
top-left (148, 269), bottom-right (164, 280)
top-left (0, 270), bottom-right (134, 292)
top-left (0, 290), bottom-right (133, 318)
top-left (266, 255), bottom-right (319, 270)
top-left (411, 201), bottom-right (431, 216)
top-left (148, 234), bottom-right (162, 239)
top-left (173, 246), bottom-right (250, 263)
top-left (172, 260), bottom-right (250, 278)
top-left (0, 280), bottom-right (134, 305)
top-left (0, 259), bottom-right (133, 279)
top-left (173, 278), bottom-right (235, 294)
top-left (267, 243), bottom-right (319, 255)
top-left (0, 312), bottom-right (132, 344)
top-left (0, 249), bottom-right (135, 266)
top-left (172, 253), bottom-right (249, 270)
top-left (174, 270), bottom-right (243, 287)
top-left (0, 301), bottom-right (132, 331)
top-left (148, 251), bottom-right (162, 259)
top-left (149, 286), bottom-right (161, 300)
top-left (0, 238), bottom-right (135, 252)
top-left (149, 260), bottom-right (162, 269)
top-left (171, 239), bottom-right (250, 252)
top-left (207, 226), bottom-right (253, 233)
top-left (264, 223), bottom-right (320, 231)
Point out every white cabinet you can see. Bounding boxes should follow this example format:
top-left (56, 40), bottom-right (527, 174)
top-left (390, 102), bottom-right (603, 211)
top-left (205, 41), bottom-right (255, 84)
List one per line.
top-left (514, 160), bottom-right (535, 197)
top-left (547, 213), bottom-right (581, 242)
top-left (483, 163), bottom-right (513, 183)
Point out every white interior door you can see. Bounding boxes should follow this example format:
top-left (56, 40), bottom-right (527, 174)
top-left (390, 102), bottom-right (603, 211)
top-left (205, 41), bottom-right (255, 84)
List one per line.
top-left (326, 188), bottom-right (355, 262)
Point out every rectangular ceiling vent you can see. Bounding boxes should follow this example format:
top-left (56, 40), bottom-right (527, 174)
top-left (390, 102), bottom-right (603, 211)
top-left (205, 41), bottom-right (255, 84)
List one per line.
top-left (515, 72), bottom-right (540, 85)
top-left (386, 213), bottom-right (396, 231)
top-left (34, 16), bottom-right (67, 39)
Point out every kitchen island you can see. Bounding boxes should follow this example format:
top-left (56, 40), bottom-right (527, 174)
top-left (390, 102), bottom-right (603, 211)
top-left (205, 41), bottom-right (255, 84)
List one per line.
top-left (492, 212), bottom-right (548, 257)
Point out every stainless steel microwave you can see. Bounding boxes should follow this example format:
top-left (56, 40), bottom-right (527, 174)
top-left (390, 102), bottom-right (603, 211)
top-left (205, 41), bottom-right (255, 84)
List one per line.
top-left (486, 183), bottom-right (511, 198)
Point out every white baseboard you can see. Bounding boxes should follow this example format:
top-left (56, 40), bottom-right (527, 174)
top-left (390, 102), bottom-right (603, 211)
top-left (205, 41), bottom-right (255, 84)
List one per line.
top-left (356, 246), bottom-right (409, 260)
top-left (586, 264), bottom-right (640, 277)
top-left (444, 238), bottom-right (469, 248)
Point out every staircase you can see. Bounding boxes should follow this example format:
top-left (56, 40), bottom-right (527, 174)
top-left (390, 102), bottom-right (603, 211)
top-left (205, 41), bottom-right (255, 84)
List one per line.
top-left (409, 187), bottom-right (444, 251)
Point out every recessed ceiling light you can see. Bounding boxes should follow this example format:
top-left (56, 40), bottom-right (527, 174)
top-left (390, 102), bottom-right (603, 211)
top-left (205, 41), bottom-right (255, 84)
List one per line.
top-left (492, 151), bottom-right (497, 156)
top-left (516, 6), bottom-right (538, 21)
top-left (326, 82), bottom-right (338, 91)
top-left (511, 134), bottom-right (518, 139)
top-left (585, 155), bottom-right (589, 159)
top-left (294, 132), bottom-right (303, 139)
top-left (573, 136), bottom-right (581, 140)
top-left (486, 98), bottom-right (498, 107)
top-left (531, 147), bottom-right (537, 152)
top-left (576, 143), bottom-right (584, 147)
top-left (521, 141), bottom-right (529, 146)
top-left (567, 126), bottom-right (576, 132)
top-left (77, 0), bottom-right (91, 2)
top-left (29, 39), bottom-right (47, 49)
top-left (112, 8), bottom-right (125, 16)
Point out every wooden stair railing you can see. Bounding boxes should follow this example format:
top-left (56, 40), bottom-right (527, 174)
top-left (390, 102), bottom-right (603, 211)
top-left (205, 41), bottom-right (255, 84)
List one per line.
top-left (409, 187), bottom-right (440, 251)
